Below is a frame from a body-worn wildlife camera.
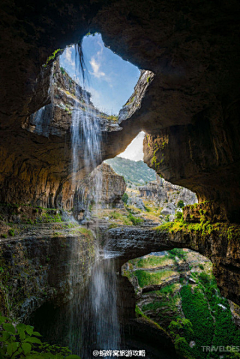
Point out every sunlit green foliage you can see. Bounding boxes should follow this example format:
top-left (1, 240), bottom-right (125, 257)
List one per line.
top-left (0, 314), bottom-right (80, 358)
top-left (135, 269), bottom-right (176, 288)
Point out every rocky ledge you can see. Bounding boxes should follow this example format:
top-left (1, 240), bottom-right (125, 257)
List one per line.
top-left (101, 220), bottom-right (240, 306)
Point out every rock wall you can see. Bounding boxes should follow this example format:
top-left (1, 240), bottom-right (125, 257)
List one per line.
top-left (102, 223), bottom-right (240, 306)
top-left (73, 162), bottom-right (126, 220)
top-left (0, 224), bottom-right (96, 320)
top-left (139, 176), bottom-right (197, 218)
top-left (143, 122), bottom-right (240, 222)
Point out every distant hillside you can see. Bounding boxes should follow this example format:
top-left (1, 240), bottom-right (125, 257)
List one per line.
top-left (105, 157), bottom-right (156, 185)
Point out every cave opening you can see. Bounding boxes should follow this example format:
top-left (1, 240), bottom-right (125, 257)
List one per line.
top-left (59, 33), bottom-right (141, 116)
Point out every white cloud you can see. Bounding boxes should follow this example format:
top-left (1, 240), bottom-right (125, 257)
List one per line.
top-left (64, 46), bottom-right (75, 67)
top-left (118, 131), bottom-right (145, 161)
top-left (89, 57), bottom-right (105, 78)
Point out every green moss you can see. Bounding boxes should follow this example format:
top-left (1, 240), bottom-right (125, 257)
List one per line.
top-left (135, 269), bottom-right (176, 288)
top-left (135, 305), bottom-right (168, 335)
top-left (142, 293), bottom-right (179, 312)
top-left (136, 256), bottom-right (168, 268)
top-left (77, 227), bottom-right (94, 240)
top-left (125, 96), bottom-right (135, 106)
top-left (155, 217), bottom-right (240, 241)
top-left (43, 48), bottom-right (63, 67)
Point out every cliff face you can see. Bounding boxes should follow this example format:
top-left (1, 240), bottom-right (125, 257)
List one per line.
top-left (143, 123), bottom-right (240, 223)
top-left (0, 223), bottom-right (96, 320)
top-left (73, 162), bottom-right (126, 219)
top-left (138, 176), bottom-right (197, 218)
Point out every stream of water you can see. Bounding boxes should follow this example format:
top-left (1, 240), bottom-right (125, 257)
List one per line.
top-left (69, 45), bottom-right (121, 358)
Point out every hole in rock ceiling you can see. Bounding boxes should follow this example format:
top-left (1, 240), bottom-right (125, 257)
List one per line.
top-left (105, 131), bottom-right (158, 187)
top-left (60, 33), bottom-right (141, 116)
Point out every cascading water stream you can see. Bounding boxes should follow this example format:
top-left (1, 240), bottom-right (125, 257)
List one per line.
top-left (69, 44), bottom-right (121, 358)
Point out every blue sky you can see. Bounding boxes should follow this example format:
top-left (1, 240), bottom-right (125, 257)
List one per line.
top-left (60, 33), bottom-right (140, 115)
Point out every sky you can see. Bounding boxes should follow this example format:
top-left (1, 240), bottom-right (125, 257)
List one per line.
top-left (60, 33), bottom-right (140, 115)
top-left (118, 131), bottom-right (145, 161)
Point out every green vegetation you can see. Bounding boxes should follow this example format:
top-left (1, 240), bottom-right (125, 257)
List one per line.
top-left (105, 157), bottom-right (156, 186)
top-left (60, 67), bottom-right (66, 75)
top-left (125, 246), bottom-right (240, 359)
top-left (151, 283), bottom-right (179, 296)
top-left (127, 212), bottom-right (143, 225)
top-left (154, 214), bottom-right (240, 241)
top-left (0, 314), bottom-right (80, 358)
top-left (106, 115), bottom-right (118, 122)
top-left (43, 49), bottom-right (63, 68)
top-left (135, 269), bottom-right (176, 288)
top-left (136, 255), bottom-right (169, 268)
top-left (125, 96), bottom-right (135, 106)
top-left (38, 212), bottom-right (63, 223)
top-left (175, 211), bottom-right (183, 220)
top-left (75, 227), bottom-right (93, 240)
top-left (142, 293), bottom-right (179, 313)
top-left (168, 248), bottom-right (187, 261)
top-left (109, 211), bottom-right (132, 225)
top-left (109, 210), bottom-right (143, 226)
top-left (168, 272), bottom-right (240, 358)
top-left (121, 193), bottom-right (128, 204)
top-left (8, 229), bottom-right (15, 237)
top-left (177, 200), bottom-right (184, 208)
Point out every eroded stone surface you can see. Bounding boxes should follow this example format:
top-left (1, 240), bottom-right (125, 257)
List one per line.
top-left (101, 224), bottom-right (240, 306)
top-left (0, 224), bottom-right (96, 320)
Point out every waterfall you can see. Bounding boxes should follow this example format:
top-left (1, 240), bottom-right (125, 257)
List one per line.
top-left (91, 254), bottom-right (121, 349)
top-left (68, 45), bottom-right (120, 358)
top-left (71, 87), bottom-right (102, 186)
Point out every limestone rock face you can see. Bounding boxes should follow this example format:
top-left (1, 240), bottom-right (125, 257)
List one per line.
top-left (0, 225), bottom-right (96, 319)
top-left (102, 224), bottom-right (240, 306)
top-left (143, 124), bottom-right (240, 222)
top-left (138, 176), bottom-right (197, 219)
top-left (74, 163), bottom-right (126, 218)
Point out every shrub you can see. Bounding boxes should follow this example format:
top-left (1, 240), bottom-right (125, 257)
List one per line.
top-left (0, 314), bottom-right (81, 358)
top-left (8, 229), bottom-right (15, 237)
top-left (127, 212), bottom-right (143, 225)
top-left (168, 248), bottom-right (187, 261)
top-left (121, 193), bottom-right (128, 204)
top-left (177, 200), bottom-right (184, 208)
top-left (175, 211), bottom-right (183, 220)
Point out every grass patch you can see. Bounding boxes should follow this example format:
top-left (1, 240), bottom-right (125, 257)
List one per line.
top-left (142, 294), bottom-right (179, 313)
top-left (136, 255), bottom-right (169, 268)
top-left (77, 227), bottom-right (94, 240)
top-left (155, 217), bottom-right (240, 241)
top-left (135, 270), bottom-right (177, 288)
